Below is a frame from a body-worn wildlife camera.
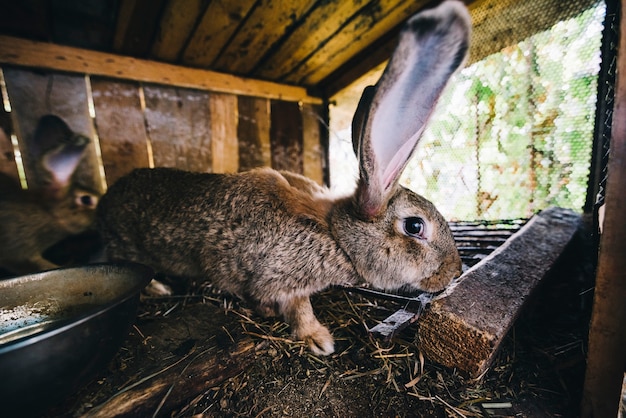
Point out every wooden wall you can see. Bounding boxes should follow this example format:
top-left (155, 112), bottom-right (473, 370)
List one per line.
top-left (0, 65), bottom-right (328, 193)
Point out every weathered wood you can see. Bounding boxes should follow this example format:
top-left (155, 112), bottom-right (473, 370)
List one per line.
top-left (0, 35), bottom-right (323, 104)
top-left (213, 0), bottom-right (317, 75)
top-left (85, 340), bottom-right (256, 418)
top-left (2, 67), bottom-right (104, 192)
top-left (150, 0), bottom-right (205, 62)
top-left (270, 100), bottom-right (303, 174)
top-left (182, 0), bottom-right (257, 68)
top-left (417, 207), bottom-right (581, 378)
top-left (113, 0), bottom-right (168, 56)
top-left (143, 84), bottom-right (212, 172)
top-left (238, 96), bottom-right (271, 171)
top-left (90, 78), bottom-right (150, 186)
top-left (581, 0), bottom-right (626, 414)
top-left (210, 93), bottom-right (239, 173)
top-left (0, 99), bottom-right (18, 183)
top-left (286, 0), bottom-right (430, 86)
top-left (42, 303), bottom-right (258, 418)
top-left (257, 0), bottom-right (368, 81)
top-left (301, 103), bottom-right (325, 185)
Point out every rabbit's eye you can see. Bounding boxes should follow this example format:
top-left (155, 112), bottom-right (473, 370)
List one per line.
top-left (403, 217), bottom-right (426, 239)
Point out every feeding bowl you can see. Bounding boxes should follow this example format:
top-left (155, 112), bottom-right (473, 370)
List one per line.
top-left (0, 262), bottom-right (153, 415)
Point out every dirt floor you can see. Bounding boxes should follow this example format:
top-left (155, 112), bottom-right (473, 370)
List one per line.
top-left (37, 224), bottom-right (595, 418)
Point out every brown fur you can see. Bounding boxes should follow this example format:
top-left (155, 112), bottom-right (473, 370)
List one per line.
top-left (97, 1), bottom-right (470, 355)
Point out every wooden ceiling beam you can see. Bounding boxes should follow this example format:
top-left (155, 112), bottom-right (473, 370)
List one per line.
top-left (0, 36), bottom-right (322, 104)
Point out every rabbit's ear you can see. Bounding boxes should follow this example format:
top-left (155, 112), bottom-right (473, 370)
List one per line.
top-left (353, 1), bottom-right (470, 219)
top-left (35, 115), bottom-right (88, 190)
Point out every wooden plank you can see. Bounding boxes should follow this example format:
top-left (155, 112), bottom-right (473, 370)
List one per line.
top-left (417, 207), bottom-right (581, 378)
top-left (581, 0), bottom-right (626, 414)
top-left (256, 0), bottom-right (369, 81)
top-left (237, 96), bottom-right (271, 171)
top-left (210, 93), bottom-right (238, 173)
top-left (284, 0), bottom-right (430, 86)
top-left (150, 0), bottom-right (205, 62)
top-left (301, 103), bottom-right (325, 185)
top-left (212, 0), bottom-right (318, 75)
top-left (182, 0), bottom-right (256, 68)
top-left (2, 67), bottom-right (103, 192)
top-left (270, 100), bottom-right (303, 174)
top-left (113, 0), bottom-right (167, 56)
top-left (0, 35), bottom-right (323, 104)
top-left (0, 98), bottom-right (19, 183)
top-left (90, 78), bottom-right (150, 186)
top-left (143, 84), bottom-right (212, 172)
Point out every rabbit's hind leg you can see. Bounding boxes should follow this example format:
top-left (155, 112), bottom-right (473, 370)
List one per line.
top-left (280, 295), bottom-right (335, 356)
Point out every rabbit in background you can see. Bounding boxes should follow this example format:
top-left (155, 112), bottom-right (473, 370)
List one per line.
top-left (0, 115), bottom-right (100, 275)
top-left (97, 0), bottom-right (470, 355)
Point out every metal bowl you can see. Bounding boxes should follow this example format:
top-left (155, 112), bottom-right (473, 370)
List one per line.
top-left (0, 263), bottom-right (153, 415)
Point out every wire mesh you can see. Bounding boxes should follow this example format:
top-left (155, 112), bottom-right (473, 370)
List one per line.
top-left (329, 0), bottom-right (607, 222)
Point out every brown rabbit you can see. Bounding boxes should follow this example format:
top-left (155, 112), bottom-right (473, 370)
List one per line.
top-left (0, 115), bottom-right (100, 275)
top-left (97, 0), bottom-right (470, 355)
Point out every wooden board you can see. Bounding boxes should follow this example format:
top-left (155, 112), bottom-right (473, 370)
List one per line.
top-left (256, 0), bottom-right (367, 81)
top-left (150, 0), bottom-right (205, 62)
top-left (90, 77), bottom-right (150, 186)
top-left (0, 35), bottom-right (323, 104)
top-left (2, 67), bottom-right (103, 192)
top-left (285, 0), bottom-right (429, 86)
top-left (417, 207), bottom-right (581, 378)
top-left (113, 0), bottom-right (168, 56)
top-left (210, 93), bottom-right (239, 173)
top-left (581, 0), bottom-right (626, 414)
top-left (212, 0), bottom-right (317, 75)
top-left (301, 103), bottom-right (326, 185)
top-left (270, 100), bottom-right (303, 174)
top-left (143, 84), bottom-right (212, 172)
top-left (0, 100), bottom-right (18, 183)
top-left (237, 96), bottom-right (271, 171)
top-left (182, 0), bottom-right (256, 68)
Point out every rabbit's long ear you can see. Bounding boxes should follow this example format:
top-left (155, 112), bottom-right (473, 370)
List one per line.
top-left (353, 0), bottom-right (470, 219)
top-left (35, 115), bottom-right (88, 191)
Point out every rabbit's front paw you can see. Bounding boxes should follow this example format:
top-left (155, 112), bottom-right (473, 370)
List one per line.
top-left (297, 322), bottom-right (335, 356)
top-left (144, 279), bottom-right (173, 296)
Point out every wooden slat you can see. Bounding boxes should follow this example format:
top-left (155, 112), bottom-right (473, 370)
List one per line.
top-left (581, 0), bottom-right (626, 414)
top-left (113, 0), bottom-right (167, 56)
top-left (0, 35), bottom-right (323, 104)
top-left (284, 0), bottom-right (430, 86)
top-left (213, 0), bottom-right (317, 75)
top-left (0, 101), bottom-right (19, 183)
top-left (143, 84), bottom-right (212, 172)
top-left (301, 103), bottom-right (325, 185)
top-left (270, 100), bottom-right (303, 174)
top-left (150, 0), bottom-right (205, 62)
top-left (2, 67), bottom-right (103, 192)
top-left (90, 78), bottom-right (150, 186)
top-left (256, 0), bottom-right (367, 81)
top-left (237, 96), bottom-right (271, 171)
top-left (210, 93), bottom-right (239, 173)
top-left (182, 0), bottom-right (256, 68)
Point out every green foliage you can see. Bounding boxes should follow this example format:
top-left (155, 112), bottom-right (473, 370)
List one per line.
top-left (401, 3), bottom-right (605, 221)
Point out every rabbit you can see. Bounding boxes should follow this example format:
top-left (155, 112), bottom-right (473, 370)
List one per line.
top-left (0, 115), bottom-right (100, 275)
top-left (97, 0), bottom-right (470, 355)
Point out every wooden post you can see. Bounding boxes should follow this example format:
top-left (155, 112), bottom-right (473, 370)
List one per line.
top-left (581, 0), bottom-right (626, 415)
top-left (417, 207), bottom-right (581, 377)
